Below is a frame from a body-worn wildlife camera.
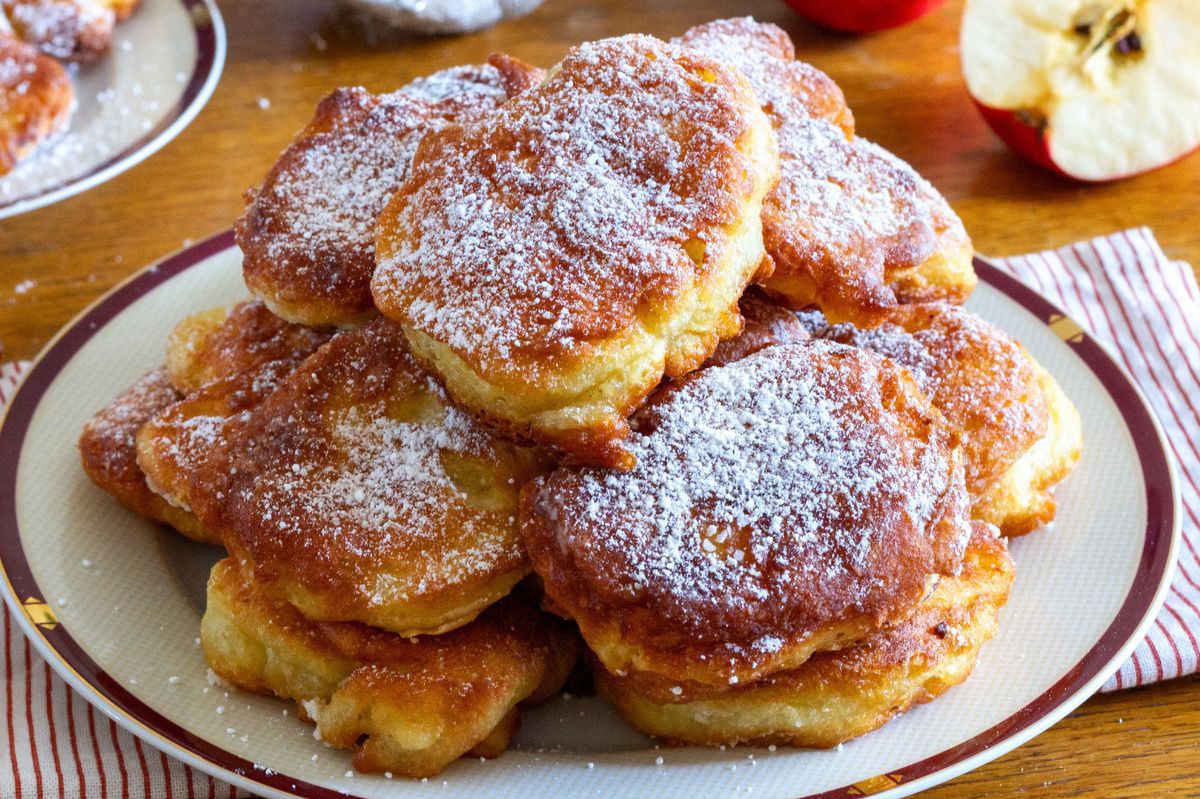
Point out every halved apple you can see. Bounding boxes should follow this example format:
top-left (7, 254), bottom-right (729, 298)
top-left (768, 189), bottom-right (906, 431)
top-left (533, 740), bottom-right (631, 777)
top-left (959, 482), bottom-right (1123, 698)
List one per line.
top-left (782, 0), bottom-right (947, 33)
top-left (961, 0), bottom-right (1200, 181)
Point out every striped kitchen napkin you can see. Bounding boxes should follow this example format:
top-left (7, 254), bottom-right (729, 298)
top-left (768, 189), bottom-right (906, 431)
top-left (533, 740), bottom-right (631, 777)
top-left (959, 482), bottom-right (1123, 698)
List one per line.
top-left (994, 228), bottom-right (1199, 691)
top-left (1, 227), bottom-right (1197, 796)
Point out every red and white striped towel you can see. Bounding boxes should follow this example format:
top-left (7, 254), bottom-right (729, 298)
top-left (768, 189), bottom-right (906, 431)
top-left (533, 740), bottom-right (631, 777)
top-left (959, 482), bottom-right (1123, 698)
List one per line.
top-left (1, 228), bottom-right (1197, 796)
top-left (994, 228), bottom-right (1200, 691)
top-left (0, 368), bottom-right (237, 799)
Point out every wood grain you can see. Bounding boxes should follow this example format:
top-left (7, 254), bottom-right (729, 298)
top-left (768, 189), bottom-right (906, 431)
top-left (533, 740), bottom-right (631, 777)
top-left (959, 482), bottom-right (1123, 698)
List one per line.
top-left (1, 1), bottom-right (1197, 795)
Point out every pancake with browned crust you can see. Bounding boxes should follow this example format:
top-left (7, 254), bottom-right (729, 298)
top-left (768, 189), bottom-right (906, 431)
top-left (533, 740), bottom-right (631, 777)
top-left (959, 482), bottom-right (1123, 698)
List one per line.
top-left (806, 302), bottom-right (1082, 534)
top-left (674, 18), bottom-right (854, 140)
top-left (0, 32), bottom-right (72, 174)
top-left (373, 34), bottom-right (779, 470)
top-left (159, 318), bottom-right (547, 636)
top-left (78, 368), bottom-right (214, 543)
top-left (202, 560), bottom-right (579, 778)
top-left (164, 299), bottom-right (333, 393)
top-left (704, 288), bottom-right (810, 367)
top-left (2, 0), bottom-right (113, 62)
top-left (972, 359), bottom-right (1083, 535)
top-left (891, 180), bottom-right (977, 305)
top-left (138, 301), bottom-right (332, 517)
top-left (521, 341), bottom-right (971, 698)
top-left (237, 58), bottom-right (542, 327)
top-left (82, 301), bottom-right (328, 544)
top-left (596, 522), bottom-right (1012, 747)
top-left (676, 17), bottom-right (976, 326)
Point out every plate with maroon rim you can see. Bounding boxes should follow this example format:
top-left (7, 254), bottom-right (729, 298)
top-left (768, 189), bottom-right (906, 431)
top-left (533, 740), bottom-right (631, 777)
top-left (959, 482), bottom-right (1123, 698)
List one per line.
top-left (0, 231), bottom-right (1180, 799)
top-left (0, 0), bottom-right (225, 219)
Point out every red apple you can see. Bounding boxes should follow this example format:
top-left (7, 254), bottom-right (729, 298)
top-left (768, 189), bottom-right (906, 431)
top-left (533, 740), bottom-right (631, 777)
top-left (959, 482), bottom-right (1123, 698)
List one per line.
top-left (961, 0), bottom-right (1200, 181)
top-left (782, 0), bottom-right (948, 33)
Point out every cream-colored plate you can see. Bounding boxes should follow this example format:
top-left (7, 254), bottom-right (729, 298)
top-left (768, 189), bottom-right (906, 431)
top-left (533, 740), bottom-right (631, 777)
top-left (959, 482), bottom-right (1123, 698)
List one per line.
top-left (0, 0), bottom-right (225, 218)
top-left (0, 233), bottom-right (1180, 799)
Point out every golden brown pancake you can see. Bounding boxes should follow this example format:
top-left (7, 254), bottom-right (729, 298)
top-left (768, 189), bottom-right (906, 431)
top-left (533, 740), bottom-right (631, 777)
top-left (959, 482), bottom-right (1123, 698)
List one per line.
top-left (82, 302), bottom-right (329, 545)
top-left (891, 179), bottom-right (977, 305)
top-left (202, 559), bottom-right (579, 778)
top-left (0, 32), bottom-right (72, 174)
top-left (374, 34), bottom-right (779, 470)
top-left (78, 368), bottom-right (214, 543)
top-left (674, 17), bottom-right (854, 135)
top-left (155, 318), bottom-right (547, 637)
top-left (810, 302), bottom-right (1048, 494)
top-left (521, 341), bottom-right (971, 698)
top-left (676, 17), bottom-right (976, 326)
top-left (704, 288), bottom-right (810, 367)
top-left (806, 302), bottom-right (1082, 534)
top-left (163, 299), bottom-right (332, 393)
top-left (237, 59), bottom-right (542, 327)
top-left (2, 0), bottom-right (113, 62)
top-left (138, 301), bottom-right (332, 517)
top-left (972, 359), bottom-right (1083, 536)
top-left (596, 522), bottom-right (1012, 747)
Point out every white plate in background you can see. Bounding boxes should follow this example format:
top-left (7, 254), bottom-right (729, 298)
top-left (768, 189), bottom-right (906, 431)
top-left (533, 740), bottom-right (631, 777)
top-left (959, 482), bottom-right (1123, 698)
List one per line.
top-left (0, 0), bottom-right (225, 219)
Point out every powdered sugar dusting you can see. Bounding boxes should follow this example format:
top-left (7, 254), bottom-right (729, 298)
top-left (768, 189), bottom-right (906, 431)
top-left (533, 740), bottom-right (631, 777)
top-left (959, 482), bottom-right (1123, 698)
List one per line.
top-left (674, 18), bottom-right (848, 135)
top-left (213, 321), bottom-right (535, 607)
top-left (142, 304), bottom-right (333, 509)
top-left (80, 368), bottom-right (179, 478)
top-left (678, 17), bottom-right (936, 302)
top-left (6, 0), bottom-right (113, 61)
top-left (374, 34), bottom-right (758, 373)
top-left (800, 309), bottom-right (937, 393)
top-left (0, 45), bottom-right (37, 87)
top-left (254, 88), bottom-right (430, 269)
top-left (261, 65), bottom-right (511, 264)
top-left (239, 63), bottom-right (518, 320)
top-left (530, 342), bottom-right (964, 641)
top-left (243, 379), bottom-right (515, 601)
top-left (772, 124), bottom-right (931, 259)
top-left (399, 63), bottom-right (507, 109)
top-left (810, 303), bottom-right (1048, 489)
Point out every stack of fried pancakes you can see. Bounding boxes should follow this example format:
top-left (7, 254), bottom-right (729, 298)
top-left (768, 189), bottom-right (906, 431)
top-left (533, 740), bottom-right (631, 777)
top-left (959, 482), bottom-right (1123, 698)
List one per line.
top-left (79, 18), bottom-right (1082, 779)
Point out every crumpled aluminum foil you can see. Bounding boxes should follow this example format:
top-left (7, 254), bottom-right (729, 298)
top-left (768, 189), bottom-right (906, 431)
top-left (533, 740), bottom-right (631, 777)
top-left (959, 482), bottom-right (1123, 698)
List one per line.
top-left (340, 0), bottom-right (544, 35)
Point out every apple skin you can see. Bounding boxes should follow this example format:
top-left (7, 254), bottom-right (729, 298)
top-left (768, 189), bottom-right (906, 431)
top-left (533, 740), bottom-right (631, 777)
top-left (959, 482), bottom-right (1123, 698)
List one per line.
top-left (972, 99), bottom-right (1200, 182)
top-left (970, 100), bottom-right (1071, 178)
top-left (781, 0), bottom-right (948, 33)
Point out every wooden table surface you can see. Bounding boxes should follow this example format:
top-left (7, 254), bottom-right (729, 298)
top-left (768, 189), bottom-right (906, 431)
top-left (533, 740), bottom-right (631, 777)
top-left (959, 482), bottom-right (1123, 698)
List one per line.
top-left (2, 0), bottom-right (1198, 796)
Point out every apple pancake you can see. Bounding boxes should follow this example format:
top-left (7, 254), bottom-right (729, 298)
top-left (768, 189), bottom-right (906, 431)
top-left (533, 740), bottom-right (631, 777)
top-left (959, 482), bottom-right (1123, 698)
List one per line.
top-left (137, 301), bottom-right (332, 517)
top-left (972, 358), bottom-right (1084, 535)
top-left (158, 318), bottom-right (547, 636)
top-left (202, 559), bottom-right (579, 778)
top-left (83, 301), bottom-right (328, 545)
top-left (164, 299), bottom-right (333, 393)
top-left (596, 522), bottom-right (1013, 747)
top-left (237, 58), bottom-right (542, 327)
top-left (807, 302), bottom-right (1082, 534)
top-left (373, 33), bottom-right (779, 470)
top-left (521, 341), bottom-right (971, 699)
top-left (676, 17), bottom-right (976, 325)
top-left (0, 32), bottom-right (72, 174)
top-left (2, 0), bottom-right (113, 62)
top-left (78, 368), bottom-right (214, 543)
